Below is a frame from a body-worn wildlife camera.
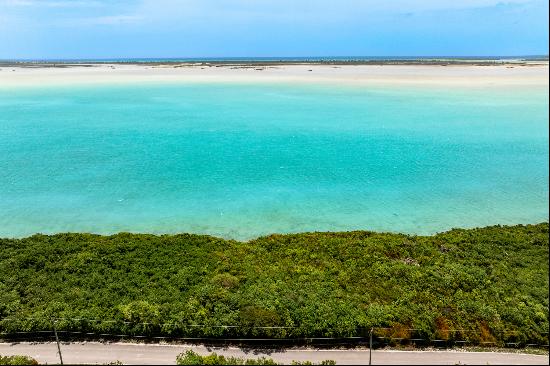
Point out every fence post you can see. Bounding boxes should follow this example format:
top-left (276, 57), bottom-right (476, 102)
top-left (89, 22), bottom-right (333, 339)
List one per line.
top-left (53, 320), bottom-right (64, 365)
top-left (369, 328), bottom-right (373, 365)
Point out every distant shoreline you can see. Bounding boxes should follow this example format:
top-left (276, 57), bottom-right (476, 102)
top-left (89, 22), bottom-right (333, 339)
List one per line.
top-left (2, 57), bottom-right (549, 68)
top-left (1, 62), bottom-right (548, 88)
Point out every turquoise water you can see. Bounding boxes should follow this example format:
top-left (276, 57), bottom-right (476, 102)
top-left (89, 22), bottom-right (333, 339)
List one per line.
top-left (0, 82), bottom-right (548, 239)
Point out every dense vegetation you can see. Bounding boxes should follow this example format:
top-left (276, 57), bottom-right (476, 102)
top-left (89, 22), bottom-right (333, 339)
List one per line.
top-left (0, 223), bottom-right (548, 345)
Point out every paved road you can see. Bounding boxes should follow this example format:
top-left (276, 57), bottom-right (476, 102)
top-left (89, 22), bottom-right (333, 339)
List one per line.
top-left (1, 342), bottom-right (548, 365)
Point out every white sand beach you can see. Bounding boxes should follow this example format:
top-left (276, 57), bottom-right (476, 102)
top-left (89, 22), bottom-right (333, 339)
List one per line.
top-left (0, 63), bottom-right (548, 88)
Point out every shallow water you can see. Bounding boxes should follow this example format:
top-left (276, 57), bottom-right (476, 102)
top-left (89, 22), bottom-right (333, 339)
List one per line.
top-left (0, 82), bottom-right (548, 239)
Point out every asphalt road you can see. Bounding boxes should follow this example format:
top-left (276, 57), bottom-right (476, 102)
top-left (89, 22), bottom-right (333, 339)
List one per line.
top-left (1, 342), bottom-right (548, 365)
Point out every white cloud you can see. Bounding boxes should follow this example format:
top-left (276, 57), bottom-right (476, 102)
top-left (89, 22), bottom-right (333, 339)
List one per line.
top-left (0, 0), bottom-right (543, 31)
top-left (0, 0), bottom-right (102, 7)
top-left (369, 0), bottom-right (534, 11)
top-left (128, 0), bottom-right (539, 25)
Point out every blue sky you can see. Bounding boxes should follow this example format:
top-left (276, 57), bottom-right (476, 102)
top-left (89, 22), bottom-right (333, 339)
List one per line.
top-left (0, 0), bottom-right (548, 59)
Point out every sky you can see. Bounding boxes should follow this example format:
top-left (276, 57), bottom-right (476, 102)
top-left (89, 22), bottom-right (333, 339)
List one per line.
top-left (0, 0), bottom-right (548, 59)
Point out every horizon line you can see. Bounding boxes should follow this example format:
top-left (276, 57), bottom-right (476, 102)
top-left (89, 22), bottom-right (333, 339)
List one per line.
top-left (2, 54), bottom-right (549, 62)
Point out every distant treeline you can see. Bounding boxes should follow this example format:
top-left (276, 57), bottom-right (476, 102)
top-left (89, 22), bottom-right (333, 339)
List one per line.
top-left (0, 223), bottom-right (548, 345)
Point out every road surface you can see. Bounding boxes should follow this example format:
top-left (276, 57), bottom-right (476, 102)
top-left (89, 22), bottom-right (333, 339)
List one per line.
top-left (1, 342), bottom-right (548, 365)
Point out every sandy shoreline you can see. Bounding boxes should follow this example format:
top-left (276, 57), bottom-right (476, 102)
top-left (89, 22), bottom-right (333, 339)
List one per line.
top-left (0, 63), bottom-right (548, 88)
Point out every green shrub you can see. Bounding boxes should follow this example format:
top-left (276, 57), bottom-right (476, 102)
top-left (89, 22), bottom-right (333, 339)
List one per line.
top-left (176, 350), bottom-right (277, 365)
top-left (0, 355), bottom-right (39, 365)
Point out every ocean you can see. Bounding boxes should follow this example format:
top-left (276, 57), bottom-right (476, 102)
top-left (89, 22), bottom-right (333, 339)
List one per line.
top-left (1, 81), bottom-right (548, 239)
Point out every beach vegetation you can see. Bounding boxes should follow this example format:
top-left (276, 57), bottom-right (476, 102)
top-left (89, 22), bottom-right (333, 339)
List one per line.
top-left (0, 223), bottom-right (548, 345)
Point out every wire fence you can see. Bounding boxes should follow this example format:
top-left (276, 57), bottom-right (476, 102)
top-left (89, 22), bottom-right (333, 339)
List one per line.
top-left (1, 316), bottom-right (548, 349)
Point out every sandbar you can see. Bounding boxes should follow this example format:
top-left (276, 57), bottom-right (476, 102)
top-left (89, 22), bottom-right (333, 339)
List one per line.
top-left (0, 63), bottom-right (548, 88)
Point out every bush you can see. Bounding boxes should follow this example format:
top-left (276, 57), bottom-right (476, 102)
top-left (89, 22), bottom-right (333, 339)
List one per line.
top-left (0, 355), bottom-right (39, 365)
top-left (176, 350), bottom-right (277, 365)
top-left (175, 351), bottom-right (335, 365)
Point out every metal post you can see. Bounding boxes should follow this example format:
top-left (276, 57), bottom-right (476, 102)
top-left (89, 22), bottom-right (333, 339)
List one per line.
top-left (369, 328), bottom-right (373, 365)
top-left (53, 320), bottom-right (64, 365)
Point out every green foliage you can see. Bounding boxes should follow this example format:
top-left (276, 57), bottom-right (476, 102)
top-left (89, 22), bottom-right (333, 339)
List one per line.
top-left (176, 350), bottom-right (277, 365)
top-left (175, 351), bottom-right (333, 365)
top-left (176, 350), bottom-right (203, 365)
top-left (0, 355), bottom-right (39, 365)
top-left (0, 223), bottom-right (548, 344)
